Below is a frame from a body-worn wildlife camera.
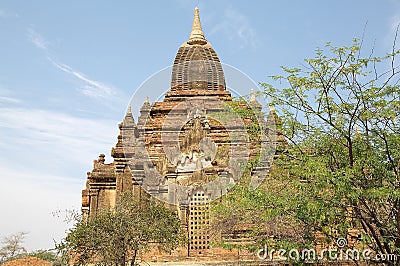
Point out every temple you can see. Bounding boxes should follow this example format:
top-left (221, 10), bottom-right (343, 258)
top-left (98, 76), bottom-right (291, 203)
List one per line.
top-left (81, 7), bottom-right (279, 262)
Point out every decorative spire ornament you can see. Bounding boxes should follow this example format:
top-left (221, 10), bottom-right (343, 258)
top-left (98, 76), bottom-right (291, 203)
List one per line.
top-left (187, 7), bottom-right (207, 45)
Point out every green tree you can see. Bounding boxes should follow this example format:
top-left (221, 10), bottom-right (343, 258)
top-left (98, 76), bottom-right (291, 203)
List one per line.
top-left (57, 192), bottom-right (185, 266)
top-left (27, 249), bottom-right (57, 262)
top-left (212, 39), bottom-right (400, 265)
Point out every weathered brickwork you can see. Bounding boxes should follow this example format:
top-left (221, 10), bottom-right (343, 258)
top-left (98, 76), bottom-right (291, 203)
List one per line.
top-left (81, 7), bottom-right (276, 262)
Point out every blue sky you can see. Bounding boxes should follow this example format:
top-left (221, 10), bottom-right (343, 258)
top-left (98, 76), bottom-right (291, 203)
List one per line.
top-left (0, 0), bottom-right (399, 251)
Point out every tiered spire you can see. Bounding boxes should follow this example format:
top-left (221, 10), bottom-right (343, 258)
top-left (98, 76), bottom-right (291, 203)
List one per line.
top-left (187, 7), bottom-right (207, 45)
top-left (121, 106), bottom-right (135, 128)
top-left (168, 6), bottom-right (230, 99)
top-left (140, 96), bottom-right (151, 111)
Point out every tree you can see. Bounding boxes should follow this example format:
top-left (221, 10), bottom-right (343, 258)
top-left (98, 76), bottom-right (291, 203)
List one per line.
top-left (57, 192), bottom-right (185, 266)
top-left (212, 39), bottom-right (400, 265)
top-left (0, 232), bottom-right (27, 263)
top-left (27, 249), bottom-right (57, 263)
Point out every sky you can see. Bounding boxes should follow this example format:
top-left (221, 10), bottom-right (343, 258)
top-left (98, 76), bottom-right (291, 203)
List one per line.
top-left (0, 0), bottom-right (399, 252)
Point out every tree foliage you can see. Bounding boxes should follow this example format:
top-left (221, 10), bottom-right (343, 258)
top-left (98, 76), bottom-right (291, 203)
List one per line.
top-left (212, 39), bottom-right (400, 264)
top-left (0, 232), bottom-right (28, 264)
top-left (27, 249), bottom-right (58, 263)
top-left (56, 192), bottom-right (185, 266)
top-left (0, 232), bottom-right (58, 265)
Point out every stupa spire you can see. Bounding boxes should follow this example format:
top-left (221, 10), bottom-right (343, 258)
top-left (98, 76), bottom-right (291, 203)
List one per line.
top-left (187, 7), bottom-right (207, 45)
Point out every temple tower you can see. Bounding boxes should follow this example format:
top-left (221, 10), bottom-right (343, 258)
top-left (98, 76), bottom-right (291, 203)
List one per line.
top-left (82, 7), bottom-right (270, 260)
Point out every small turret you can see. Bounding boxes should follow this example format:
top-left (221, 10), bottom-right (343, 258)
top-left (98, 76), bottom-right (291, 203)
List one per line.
top-left (140, 96), bottom-right (151, 112)
top-left (112, 107), bottom-right (138, 160)
top-left (138, 96), bottom-right (151, 133)
top-left (121, 106), bottom-right (136, 129)
top-left (249, 89), bottom-right (262, 110)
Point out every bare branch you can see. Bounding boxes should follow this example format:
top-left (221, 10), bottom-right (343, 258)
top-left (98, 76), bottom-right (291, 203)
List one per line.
top-left (392, 23), bottom-right (400, 75)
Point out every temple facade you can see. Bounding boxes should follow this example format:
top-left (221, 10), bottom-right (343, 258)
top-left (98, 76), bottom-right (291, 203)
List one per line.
top-left (81, 7), bottom-right (277, 262)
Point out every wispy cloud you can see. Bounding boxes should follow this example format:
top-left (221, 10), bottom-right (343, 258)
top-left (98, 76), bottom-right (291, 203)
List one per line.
top-left (26, 28), bottom-right (121, 102)
top-left (0, 106), bottom-right (119, 250)
top-left (27, 27), bottom-right (49, 50)
top-left (0, 107), bottom-right (118, 160)
top-left (210, 7), bottom-right (258, 50)
top-left (48, 57), bottom-right (119, 99)
top-left (0, 9), bottom-right (18, 19)
top-left (0, 84), bottom-right (21, 104)
top-left (0, 165), bottom-right (81, 251)
top-left (0, 9), bottom-right (6, 18)
top-left (0, 96), bottom-right (21, 104)
top-left (386, 16), bottom-right (400, 51)
top-left (0, 105), bottom-right (118, 250)
top-left (383, 1), bottom-right (400, 51)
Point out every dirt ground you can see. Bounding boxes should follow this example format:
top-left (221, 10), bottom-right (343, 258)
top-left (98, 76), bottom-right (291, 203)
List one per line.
top-left (2, 257), bottom-right (52, 266)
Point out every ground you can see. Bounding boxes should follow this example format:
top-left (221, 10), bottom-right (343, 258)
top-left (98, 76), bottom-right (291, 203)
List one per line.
top-left (2, 257), bottom-right (52, 266)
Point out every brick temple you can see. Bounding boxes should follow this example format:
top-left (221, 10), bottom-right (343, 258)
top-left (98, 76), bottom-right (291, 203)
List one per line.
top-left (81, 7), bottom-right (277, 262)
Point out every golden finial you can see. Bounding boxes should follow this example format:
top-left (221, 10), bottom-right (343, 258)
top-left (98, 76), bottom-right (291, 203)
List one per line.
top-left (187, 7), bottom-right (207, 45)
top-left (145, 96), bottom-right (149, 103)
